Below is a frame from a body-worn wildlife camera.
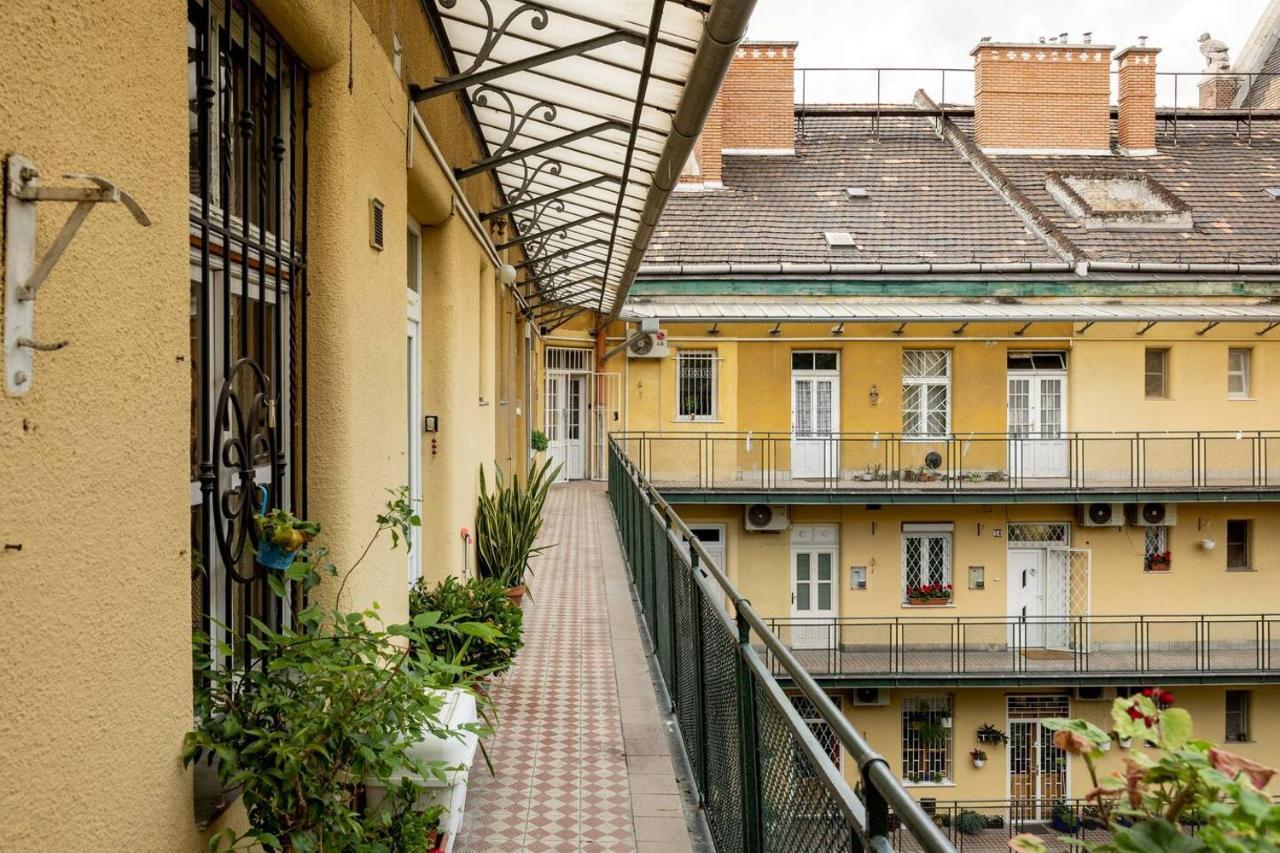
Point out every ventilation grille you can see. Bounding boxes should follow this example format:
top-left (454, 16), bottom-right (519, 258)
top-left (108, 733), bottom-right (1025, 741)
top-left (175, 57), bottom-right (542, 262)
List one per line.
top-left (370, 198), bottom-right (385, 251)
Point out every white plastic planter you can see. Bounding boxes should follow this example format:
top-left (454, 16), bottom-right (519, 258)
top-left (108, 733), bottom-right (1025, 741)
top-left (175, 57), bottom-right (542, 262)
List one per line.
top-left (365, 688), bottom-right (480, 853)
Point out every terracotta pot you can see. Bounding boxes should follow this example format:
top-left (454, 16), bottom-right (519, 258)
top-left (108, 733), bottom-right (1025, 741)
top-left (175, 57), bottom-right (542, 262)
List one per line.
top-left (505, 584), bottom-right (527, 607)
top-left (907, 597), bottom-right (951, 606)
top-left (1148, 561), bottom-right (1171, 572)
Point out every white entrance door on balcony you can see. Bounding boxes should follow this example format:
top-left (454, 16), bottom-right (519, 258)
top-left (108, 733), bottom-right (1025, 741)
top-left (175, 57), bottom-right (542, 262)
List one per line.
top-left (545, 348), bottom-right (591, 481)
top-left (1008, 353), bottom-right (1067, 479)
top-left (790, 524), bottom-right (838, 650)
top-left (791, 351), bottom-right (840, 479)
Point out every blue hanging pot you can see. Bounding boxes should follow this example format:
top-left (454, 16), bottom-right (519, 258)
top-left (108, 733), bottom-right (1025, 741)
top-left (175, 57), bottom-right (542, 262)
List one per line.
top-left (255, 485), bottom-right (298, 571)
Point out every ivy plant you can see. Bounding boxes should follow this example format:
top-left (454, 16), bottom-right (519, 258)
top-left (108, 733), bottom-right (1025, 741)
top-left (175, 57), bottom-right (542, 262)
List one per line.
top-left (185, 487), bottom-right (500, 852)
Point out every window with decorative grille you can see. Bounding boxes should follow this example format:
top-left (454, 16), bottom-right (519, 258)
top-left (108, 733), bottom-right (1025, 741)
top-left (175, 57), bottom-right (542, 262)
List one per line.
top-left (788, 693), bottom-right (842, 773)
top-left (676, 349), bottom-right (717, 421)
top-left (902, 350), bottom-right (950, 437)
top-left (901, 696), bottom-right (952, 782)
top-left (188, 0), bottom-right (309, 670)
top-left (1143, 526), bottom-right (1168, 571)
top-left (902, 528), bottom-right (952, 598)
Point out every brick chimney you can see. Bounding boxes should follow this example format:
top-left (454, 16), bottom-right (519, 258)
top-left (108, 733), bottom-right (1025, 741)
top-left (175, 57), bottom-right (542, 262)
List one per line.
top-left (1199, 74), bottom-right (1240, 108)
top-left (1115, 44), bottom-right (1160, 156)
top-left (971, 40), bottom-right (1114, 154)
top-left (680, 41), bottom-right (796, 189)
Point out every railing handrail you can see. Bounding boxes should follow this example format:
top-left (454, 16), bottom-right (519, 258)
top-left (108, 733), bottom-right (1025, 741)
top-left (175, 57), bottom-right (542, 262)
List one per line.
top-left (766, 613), bottom-right (1280, 623)
top-left (610, 436), bottom-right (953, 852)
top-left (614, 428), bottom-right (1280, 439)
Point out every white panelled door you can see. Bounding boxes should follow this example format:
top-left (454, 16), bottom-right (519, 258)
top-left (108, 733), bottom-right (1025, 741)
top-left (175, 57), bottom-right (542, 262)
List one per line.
top-left (1008, 548), bottom-right (1045, 647)
top-left (791, 352), bottom-right (840, 479)
top-left (790, 524), bottom-right (838, 650)
top-left (1008, 356), bottom-right (1067, 479)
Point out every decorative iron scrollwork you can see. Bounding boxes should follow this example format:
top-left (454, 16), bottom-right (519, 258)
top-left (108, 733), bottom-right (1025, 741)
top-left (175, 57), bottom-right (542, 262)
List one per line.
top-left (473, 85), bottom-right (558, 161)
top-left (512, 196), bottom-right (565, 236)
top-left (507, 158), bottom-right (563, 205)
top-left (436, 0), bottom-right (549, 81)
top-left (212, 357), bottom-right (278, 582)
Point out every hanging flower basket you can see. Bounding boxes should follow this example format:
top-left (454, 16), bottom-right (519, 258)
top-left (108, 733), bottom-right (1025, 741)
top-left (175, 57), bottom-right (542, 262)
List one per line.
top-left (253, 486), bottom-right (319, 571)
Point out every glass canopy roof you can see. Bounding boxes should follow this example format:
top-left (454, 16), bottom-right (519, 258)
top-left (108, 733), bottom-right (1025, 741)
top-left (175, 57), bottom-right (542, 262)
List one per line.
top-left (417, 0), bottom-right (710, 327)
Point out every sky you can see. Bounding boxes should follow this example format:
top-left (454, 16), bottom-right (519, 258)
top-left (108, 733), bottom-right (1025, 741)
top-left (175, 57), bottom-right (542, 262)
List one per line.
top-left (743, 0), bottom-right (1270, 106)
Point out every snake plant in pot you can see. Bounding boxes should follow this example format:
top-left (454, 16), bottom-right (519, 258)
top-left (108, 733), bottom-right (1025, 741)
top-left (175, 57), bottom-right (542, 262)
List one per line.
top-left (475, 457), bottom-right (561, 607)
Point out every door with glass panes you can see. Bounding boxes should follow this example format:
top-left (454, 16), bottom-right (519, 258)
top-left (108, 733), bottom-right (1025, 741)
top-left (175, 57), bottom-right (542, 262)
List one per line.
top-left (1008, 352), bottom-right (1067, 479)
top-left (791, 351), bottom-right (840, 479)
top-left (790, 525), bottom-right (838, 650)
top-left (1008, 696), bottom-right (1070, 823)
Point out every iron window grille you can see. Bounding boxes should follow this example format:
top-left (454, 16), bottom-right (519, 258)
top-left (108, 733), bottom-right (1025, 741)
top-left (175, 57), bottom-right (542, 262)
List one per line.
top-left (1225, 690), bottom-right (1251, 743)
top-left (1143, 526), bottom-right (1169, 571)
top-left (901, 696), bottom-right (952, 783)
top-left (902, 529), bottom-right (952, 600)
top-left (902, 350), bottom-right (950, 437)
top-left (676, 349), bottom-right (717, 421)
top-left (188, 0), bottom-right (309, 669)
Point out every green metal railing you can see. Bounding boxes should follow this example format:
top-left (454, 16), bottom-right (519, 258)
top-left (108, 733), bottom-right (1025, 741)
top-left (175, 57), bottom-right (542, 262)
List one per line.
top-left (609, 437), bottom-right (953, 853)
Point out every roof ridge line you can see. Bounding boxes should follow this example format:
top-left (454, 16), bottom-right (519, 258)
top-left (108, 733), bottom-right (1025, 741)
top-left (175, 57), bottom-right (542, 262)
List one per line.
top-left (912, 89), bottom-right (1089, 276)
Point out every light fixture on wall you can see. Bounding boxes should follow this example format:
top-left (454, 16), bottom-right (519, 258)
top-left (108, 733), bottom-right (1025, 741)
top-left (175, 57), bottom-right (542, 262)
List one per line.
top-left (498, 264), bottom-right (517, 285)
top-left (869, 384), bottom-right (879, 405)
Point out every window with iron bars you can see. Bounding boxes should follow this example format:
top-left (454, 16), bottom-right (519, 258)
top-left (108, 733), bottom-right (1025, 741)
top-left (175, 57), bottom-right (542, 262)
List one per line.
top-left (676, 349), bottom-right (717, 421)
top-left (788, 693), bottom-right (842, 775)
top-left (902, 530), bottom-right (952, 600)
top-left (188, 0), bottom-right (309, 670)
top-left (901, 696), bottom-right (952, 783)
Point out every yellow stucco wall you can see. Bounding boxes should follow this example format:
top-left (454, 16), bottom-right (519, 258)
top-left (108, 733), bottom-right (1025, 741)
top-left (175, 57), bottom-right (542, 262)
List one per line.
top-left (0, 2), bottom-right (200, 850)
top-left (829, 686), bottom-right (1280, 802)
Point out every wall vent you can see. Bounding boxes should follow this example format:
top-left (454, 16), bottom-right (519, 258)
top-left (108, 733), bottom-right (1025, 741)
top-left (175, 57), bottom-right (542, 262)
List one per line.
top-left (370, 198), bottom-right (385, 250)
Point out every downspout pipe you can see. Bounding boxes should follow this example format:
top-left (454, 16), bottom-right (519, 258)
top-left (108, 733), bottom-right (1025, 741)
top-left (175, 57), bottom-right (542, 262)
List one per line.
top-left (601, 0), bottom-right (759, 326)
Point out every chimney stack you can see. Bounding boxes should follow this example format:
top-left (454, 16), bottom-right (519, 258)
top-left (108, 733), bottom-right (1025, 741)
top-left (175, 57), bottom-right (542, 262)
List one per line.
top-left (1115, 43), bottom-right (1160, 156)
top-left (971, 40), bottom-right (1114, 154)
top-left (680, 41), bottom-right (796, 189)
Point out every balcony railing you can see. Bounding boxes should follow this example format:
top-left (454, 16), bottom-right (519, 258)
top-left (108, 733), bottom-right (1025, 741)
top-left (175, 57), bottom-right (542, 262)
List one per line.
top-left (615, 430), bottom-right (1280, 496)
top-left (762, 614), bottom-right (1280, 683)
top-left (608, 438), bottom-right (953, 852)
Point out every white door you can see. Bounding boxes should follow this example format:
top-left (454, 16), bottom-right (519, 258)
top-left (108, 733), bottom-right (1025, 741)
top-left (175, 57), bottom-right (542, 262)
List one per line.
top-left (406, 225), bottom-right (423, 586)
top-left (791, 354), bottom-right (840, 479)
top-left (790, 525), bottom-right (838, 650)
top-left (1008, 548), bottom-right (1045, 647)
top-left (1008, 370), bottom-right (1067, 479)
top-left (544, 373), bottom-right (586, 481)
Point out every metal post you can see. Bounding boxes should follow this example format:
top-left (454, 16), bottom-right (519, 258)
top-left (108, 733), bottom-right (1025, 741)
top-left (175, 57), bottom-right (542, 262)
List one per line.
top-left (735, 609), bottom-right (765, 852)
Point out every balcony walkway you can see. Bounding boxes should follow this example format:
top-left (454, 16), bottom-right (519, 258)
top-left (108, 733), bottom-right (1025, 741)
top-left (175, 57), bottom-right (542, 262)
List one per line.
top-left (455, 481), bottom-right (701, 853)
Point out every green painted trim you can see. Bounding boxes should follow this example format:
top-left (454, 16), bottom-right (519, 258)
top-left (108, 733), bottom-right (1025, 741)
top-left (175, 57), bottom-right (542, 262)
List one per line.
top-left (778, 673), bottom-right (1280, 689)
top-left (659, 489), bottom-right (1280, 505)
top-left (630, 279), bottom-right (1280, 298)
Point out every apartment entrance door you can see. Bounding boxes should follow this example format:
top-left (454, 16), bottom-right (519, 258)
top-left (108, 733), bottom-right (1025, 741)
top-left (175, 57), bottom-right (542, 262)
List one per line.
top-left (790, 524), bottom-right (838, 650)
top-left (1008, 696), bottom-right (1070, 824)
top-left (545, 348), bottom-right (592, 481)
top-left (791, 351), bottom-right (840, 479)
top-left (1008, 352), bottom-right (1067, 480)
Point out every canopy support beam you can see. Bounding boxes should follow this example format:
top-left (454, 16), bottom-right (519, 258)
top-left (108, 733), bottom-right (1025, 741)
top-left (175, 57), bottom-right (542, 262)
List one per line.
top-left (481, 175), bottom-right (617, 220)
top-left (497, 212), bottom-right (607, 249)
top-left (456, 121), bottom-right (629, 179)
top-left (516, 238), bottom-right (606, 268)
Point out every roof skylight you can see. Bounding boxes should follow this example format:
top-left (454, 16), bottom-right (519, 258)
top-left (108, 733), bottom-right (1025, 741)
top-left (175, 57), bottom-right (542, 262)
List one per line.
top-left (823, 231), bottom-right (858, 249)
top-left (1045, 170), bottom-right (1192, 231)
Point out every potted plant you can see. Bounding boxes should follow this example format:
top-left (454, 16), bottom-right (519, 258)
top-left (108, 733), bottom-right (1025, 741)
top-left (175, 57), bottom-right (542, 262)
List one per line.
top-left (1050, 802), bottom-right (1080, 833)
top-left (970, 748), bottom-right (987, 768)
top-left (253, 504), bottom-right (320, 571)
top-left (410, 574), bottom-right (524, 680)
top-left (929, 771), bottom-right (946, 784)
top-left (1115, 731), bottom-right (1134, 749)
top-left (955, 810), bottom-right (986, 836)
top-left (1146, 549), bottom-right (1172, 572)
top-left (905, 582), bottom-right (953, 606)
top-left (906, 771), bottom-right (922, 783)
top-left (530, 429), bottom-right (549, 456)
top-left (475, 457), bottom-right (561, 606)
top-left (976, 723), bottom-right (1009, 746)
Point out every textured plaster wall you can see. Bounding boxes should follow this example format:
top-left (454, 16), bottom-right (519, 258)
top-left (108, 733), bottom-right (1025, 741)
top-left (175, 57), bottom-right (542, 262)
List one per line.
top-left (0, 1), bottom-right (200, 850)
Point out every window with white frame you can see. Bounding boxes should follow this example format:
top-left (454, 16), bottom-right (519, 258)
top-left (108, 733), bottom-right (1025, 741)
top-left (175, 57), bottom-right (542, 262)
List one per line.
top-left (902, 524), bottom-right (952, 599)
top-left (789, 693), bottom-right (842, 774)
top-left (903, 350), bottom-right (950, 437)
top-left (676, 349), bottom-right (717, 421)
top-left (901, 696), bottom-right (953, 783)
top-left (1228, 348), bottom-right (1251, 399)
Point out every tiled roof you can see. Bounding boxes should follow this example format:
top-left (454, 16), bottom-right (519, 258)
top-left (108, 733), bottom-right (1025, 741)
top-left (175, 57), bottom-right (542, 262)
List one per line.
top-left (642, 112), bottom-right (1280, 272)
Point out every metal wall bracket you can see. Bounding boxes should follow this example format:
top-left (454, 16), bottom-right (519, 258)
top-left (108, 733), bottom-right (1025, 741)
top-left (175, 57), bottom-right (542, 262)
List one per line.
top-left (4, 153), bottom-right (151, 396)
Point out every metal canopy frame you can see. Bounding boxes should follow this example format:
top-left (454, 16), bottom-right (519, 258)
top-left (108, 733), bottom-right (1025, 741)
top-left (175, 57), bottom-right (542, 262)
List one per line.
top-left (416, 0), bottom-right (713, 322)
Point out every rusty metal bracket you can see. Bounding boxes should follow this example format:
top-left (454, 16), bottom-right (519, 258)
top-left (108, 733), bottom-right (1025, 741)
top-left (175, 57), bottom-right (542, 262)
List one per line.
top-left (4, 153), bottom-right (150, 396)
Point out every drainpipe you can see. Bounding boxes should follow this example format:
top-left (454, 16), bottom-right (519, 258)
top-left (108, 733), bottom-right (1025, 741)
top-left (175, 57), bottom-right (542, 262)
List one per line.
top-left (602, 0), bottom-right (759, 326)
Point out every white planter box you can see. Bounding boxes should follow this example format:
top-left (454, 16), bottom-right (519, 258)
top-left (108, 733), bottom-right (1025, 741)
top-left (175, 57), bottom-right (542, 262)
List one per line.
top-left (366, 688), bottom-right (480, 853)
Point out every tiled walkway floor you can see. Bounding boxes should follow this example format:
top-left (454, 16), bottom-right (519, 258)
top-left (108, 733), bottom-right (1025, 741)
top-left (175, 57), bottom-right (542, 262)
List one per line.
top-left (455, 482), bottom-right (696, 853)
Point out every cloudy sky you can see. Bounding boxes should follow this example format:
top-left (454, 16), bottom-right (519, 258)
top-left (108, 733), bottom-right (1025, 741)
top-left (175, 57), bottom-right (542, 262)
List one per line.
top-left (743, 0), bottom-right (1269, 106)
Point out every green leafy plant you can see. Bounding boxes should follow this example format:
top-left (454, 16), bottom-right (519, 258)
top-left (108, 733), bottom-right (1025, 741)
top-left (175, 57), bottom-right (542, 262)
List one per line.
top-left (970, 748), bottom-right (987, 762)
top-left (475, 458), bottom-right (560, 591)
top-left (409, 575), bottom-right (523, 680)
top-left (955, 810), bottom-right (986, 836)
top-left (1011, 690), bottom-right (1280, 853)
top-left (255, 507), bottom-right (321, 554)
top-left (976, 723), bottom-right (1009, 746)
top-left (184, 488), bottom-right (494, 852)
top-left (529, 430), bottom-right (549, 453)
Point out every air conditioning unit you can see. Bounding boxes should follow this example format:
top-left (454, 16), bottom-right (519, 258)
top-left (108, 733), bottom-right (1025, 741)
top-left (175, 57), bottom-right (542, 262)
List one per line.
top-left (1072, 686), bottom-right (1108, 702)
top-left (743, 504), bottom-right (789, 533)
top-left (627, 329), bottom-right (668, 358)
top-left (1076, 502), bottom-right (1123, 527)
top-left (853, 687), bottom-right (890, 707)
top-left (1128, 502), bottom-right (1177, 527)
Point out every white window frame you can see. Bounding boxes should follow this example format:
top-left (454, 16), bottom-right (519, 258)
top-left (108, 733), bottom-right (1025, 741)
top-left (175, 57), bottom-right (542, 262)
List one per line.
top-left (675, 348), bottom-right (718, 422)
top-left (1143, 526), bottom-right (1169, 571)
top-left (1144, 347), bottom-right (1169, 400)
top-left (902, 350), bottom-right (951, 438)
top-left (1228, 348), bottom-right (1251, 399)
top-left (901, 523), bottom-right (953, 601)
top-left (901, 695), bottom-right (953, 784)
